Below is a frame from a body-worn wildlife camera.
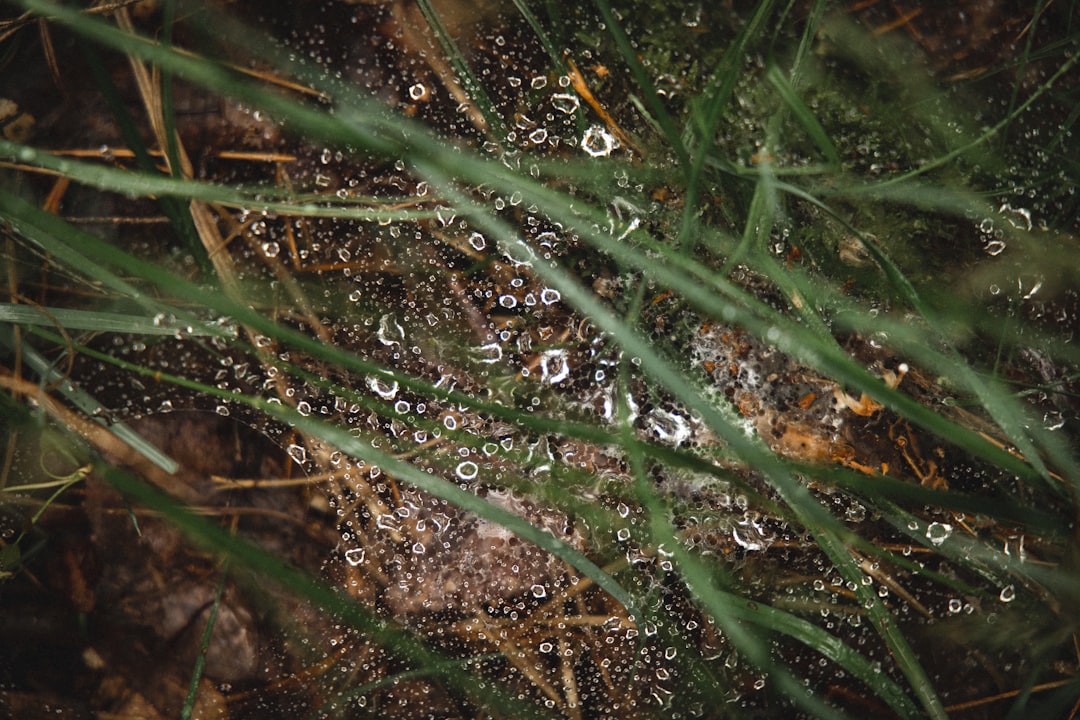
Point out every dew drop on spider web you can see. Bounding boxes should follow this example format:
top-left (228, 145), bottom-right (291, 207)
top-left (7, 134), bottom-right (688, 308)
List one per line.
top-left (286, 444), bottom-right (307, 464)
top-left (925, 521), bottom-right (952, 546)
top-left (581, 125), bottom-right (617, 157)
top-left (468, 232), bottom-right (486, 250)
top-left (552, 93), bottom-right (579, 114)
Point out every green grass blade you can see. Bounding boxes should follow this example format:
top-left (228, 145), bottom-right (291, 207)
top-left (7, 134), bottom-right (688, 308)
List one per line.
top-left (180, 566), bottom-right (226, 720)
top-left (678, 0), bottom-right (777, 251)
top-left (0, 303), bottom-right (224, 336)
top-left (0, 325), bottom-right (179, 474)
top-left (589, 0), bottom-right (688, 167)
top-left (413, 0), bottom-right (510, 140)
top-left (0, 140), bottom-right (439, 221)
top-left (766, 64), bottom-right (840, 168)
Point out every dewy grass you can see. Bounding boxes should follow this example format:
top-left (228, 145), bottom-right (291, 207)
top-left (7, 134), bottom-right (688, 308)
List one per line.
top-left (2, 0), bottom-right (1078, 717)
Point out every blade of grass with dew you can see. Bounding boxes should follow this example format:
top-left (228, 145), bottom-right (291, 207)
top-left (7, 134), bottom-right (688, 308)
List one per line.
top-left (78, 34), bottom-right (209, 274)
top-left (10, 0), bottom-right (415, 159)
top-left (802, 461), bottom-right (1068, 538)
top-left (617, 369), bottom-right (921, 719)
top-left (882, 499), bottom-right (1080, 604)
top-left (765, 64), bottom-right (840, 168)
top-left (26, 318), bottom-right (795, 576)
top-left (0, 189), bottom-right (642, 622)
top-left (0, 325), bottom-right (179, 473)
top-left (720, 149), bottom-right (843, 351)
top-left (0, 303), bottom-right (224, 336)
top-left (818, 11), bottom-right (1079, 191)
top-left (0, 140), bottom-right (440, 222)
top-left (0, 196), bottom-right (229, 340)
top-left (588, 0), bottom-right (688, 167)
top-left (424, 168), bottom-right (947, 717)
top-left (157, 0), bottom-right (185, 203)
top-left (413, 0), bottom-right (509, 141)
top-left (479, 163), bottom-right (1048, 485)
top-left (508, 0), bottom-right (570, 79)
top-left (677, 0), bottom-right (778, 252)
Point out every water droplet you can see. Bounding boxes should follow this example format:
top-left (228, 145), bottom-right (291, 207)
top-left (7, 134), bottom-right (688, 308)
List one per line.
top-left (925, 522), bottom-right (952, 546)
top-left (528, 128), bottom-right (548, 144)
top-left (377, 314), bottom-right (405, 346)
top-left (552, 93), bottom-right (579, 115)
top-left (540, 349), bottom-right (570, 384)
top-left (344, 547), bottom-right (365, 566)
top-left (436, 207), bottom-right (456, 226)
top-left (616, 528), bottom-right (630, 541)
top-left (368, 377), bottom-right (399, 399)
top-left (998, 203), bottom-right (1032, 231)
top-left (540, 288), bottom-right (561, 305)
top-left (468, 232), bottom-right (487, 251)
top-left (376, 514), bottom-right (400, 532)
top-left (999, 584), bottom-right (1015, 602)
top-left (412, 542), bottom-right (426, 554)
top-left (409, 83), bottom-right (426, 100)
top-left (984, 239), bottom-right (1007, 256)
top-left (287, 444), bottom-right (307, 464)
top-left (530, 584), bottom-right (547, 598)
top-left (581, 125), bottom-right (617, 157)
top-left (261, 241), bottom-right (280, 257)
top-left (455, 461), bottom-right (479, 480)
top-left (297, 401), bottom-right (312, 416)
top-left (478, 343), bottom-right (503, 363)
top-left (499, 294), bottom-right (518, 308)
